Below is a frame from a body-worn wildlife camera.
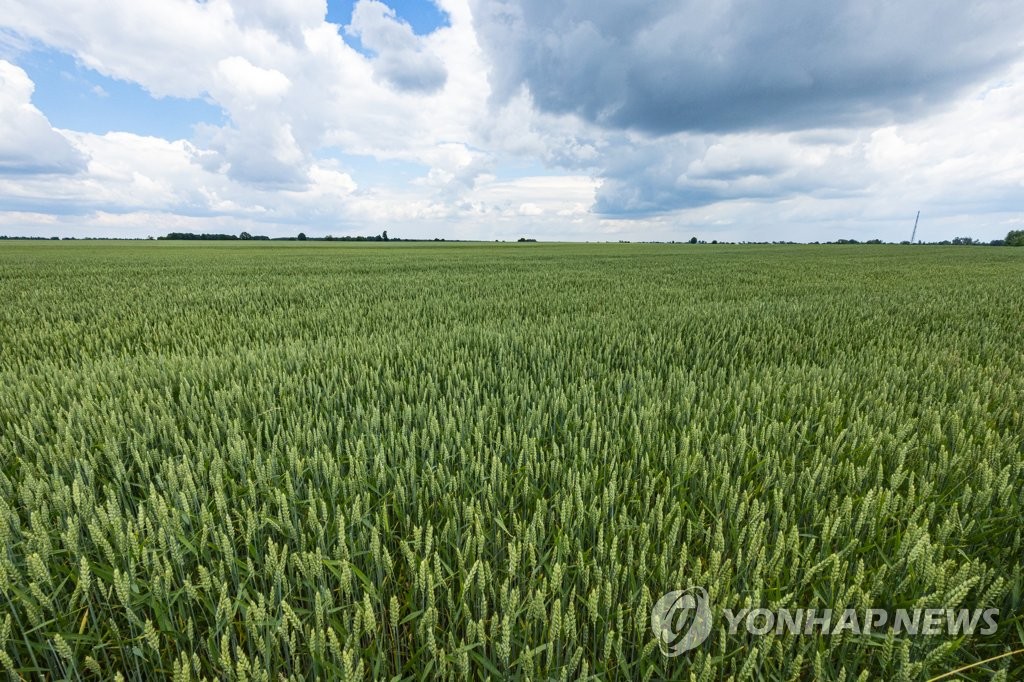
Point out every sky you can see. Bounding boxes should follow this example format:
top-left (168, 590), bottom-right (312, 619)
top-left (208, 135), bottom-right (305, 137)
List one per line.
top-left (1, 1), bottom-right (1023, 242)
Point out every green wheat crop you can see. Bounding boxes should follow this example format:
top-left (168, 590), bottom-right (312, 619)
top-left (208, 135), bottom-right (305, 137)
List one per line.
top-left (0, 241), bottom-right (1021, 680)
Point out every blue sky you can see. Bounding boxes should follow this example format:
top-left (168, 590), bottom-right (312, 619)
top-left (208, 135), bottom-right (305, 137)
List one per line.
top-left (1, 1), bottom-right (1022, 241)
top-left (326, 0), bottom-right (447, 36)
top-left (17, 48), bottom-right (225, 139)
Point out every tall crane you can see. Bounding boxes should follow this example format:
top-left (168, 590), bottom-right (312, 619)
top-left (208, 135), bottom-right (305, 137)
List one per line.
top-left (910, 211), bottom-right (920, 244)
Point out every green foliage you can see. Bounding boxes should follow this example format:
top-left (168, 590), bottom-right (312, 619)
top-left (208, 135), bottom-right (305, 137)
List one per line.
top-left (1006, 229), bottom-right (1024, 246)
top-left (0, 242), bottom-right (1022, 680)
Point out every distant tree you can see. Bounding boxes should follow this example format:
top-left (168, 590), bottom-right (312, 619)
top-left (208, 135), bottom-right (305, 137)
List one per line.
top-left (161, 232), bottom-right (239, 240)
top-left (1006, 229), bottom-right (1024, 246)
top-left (689, 236), bottom-right (698, 244)
top-left (240, 232), bottom-right (252, 240)
top-left (951, 236), bottom-right (976, 245)
top-left (989, 239), bottom-right (1006, 246)
top-left (297, 232), bottom-right (307, 241)
top-left (382, 230), bottom-right (389, 241)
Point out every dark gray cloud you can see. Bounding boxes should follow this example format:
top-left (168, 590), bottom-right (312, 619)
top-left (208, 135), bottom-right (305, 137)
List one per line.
top-left (347, 0), bottom-right (447, 94)
top-left (593, 132), bottom-right (872, 215)
top-left (472, 0), bottom-right (1024, 134)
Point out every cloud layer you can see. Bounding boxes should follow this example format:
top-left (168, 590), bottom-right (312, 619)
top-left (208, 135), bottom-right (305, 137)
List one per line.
top-left (472, 0), bottom-right (1024, 134)
top-left (0, 0), bottom-right (1022, 241)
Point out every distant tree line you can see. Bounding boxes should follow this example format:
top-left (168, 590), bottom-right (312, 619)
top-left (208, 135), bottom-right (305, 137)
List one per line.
top-left (320, 231), bottom-right (391, 241)
top-left (4, 228), bottom-right (1023, 245)
top-left (158, 232), bottom-right (252, 240)
top-left (811, 229), bottom-right (1024, 246)
top-left (669, 229), bottom-right (1024, 246)
top-left (157, 231), bottom-right (397, 242)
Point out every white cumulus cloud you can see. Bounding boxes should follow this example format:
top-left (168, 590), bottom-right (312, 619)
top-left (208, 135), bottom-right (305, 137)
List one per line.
top-left (347, 0), bottom-right (448, 93)
top-left (0, 60), bottom-right (87, 174)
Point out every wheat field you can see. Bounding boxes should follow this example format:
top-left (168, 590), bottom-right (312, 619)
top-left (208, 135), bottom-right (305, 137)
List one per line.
top-left (1, 241), bottom-right (1021, 680)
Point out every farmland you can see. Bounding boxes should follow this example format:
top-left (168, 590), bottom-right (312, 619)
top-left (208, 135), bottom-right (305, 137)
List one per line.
top-left (1, 241), bottom-right (1022, 680)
